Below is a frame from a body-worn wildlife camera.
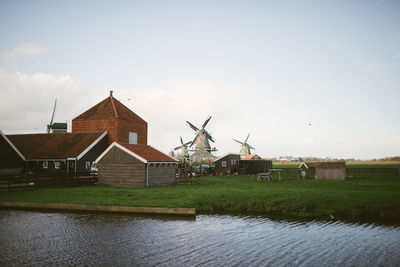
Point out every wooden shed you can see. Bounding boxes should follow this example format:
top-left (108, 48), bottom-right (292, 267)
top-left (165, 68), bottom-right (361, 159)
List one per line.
top-left (95, 142), bottom-right (178, 187)
top-left (214, 153), bottom-right (240, 175)
top-left (301, 161), bottom-right (346, 180)
top-left (239, 159), bottom-right (272, 175)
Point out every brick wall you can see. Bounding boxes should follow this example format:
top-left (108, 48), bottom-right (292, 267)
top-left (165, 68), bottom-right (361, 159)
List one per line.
top-left (72, 118), bottom-right (147, 145)
top-left (118, 119), bottom-right (147, 145)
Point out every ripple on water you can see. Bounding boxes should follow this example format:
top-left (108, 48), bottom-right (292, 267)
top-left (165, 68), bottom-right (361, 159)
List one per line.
top-left (1, 210), bottom-right (400, 266)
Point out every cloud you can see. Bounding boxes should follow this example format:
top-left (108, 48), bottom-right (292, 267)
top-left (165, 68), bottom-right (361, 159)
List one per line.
top-left (0, 68), bottom-right (96, 133)
top-left (1, 43), bottom-right (49, 59)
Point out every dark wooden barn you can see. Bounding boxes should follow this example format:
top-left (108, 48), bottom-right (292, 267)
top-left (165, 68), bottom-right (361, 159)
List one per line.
top-left (95, 142), bottom-right (178, 187)
top-left (4, 131), bottom-right (107, 176)
top-left (239, 159), bottom-right (272, 175)
top-left (214, 153), bottom-right (240, 175)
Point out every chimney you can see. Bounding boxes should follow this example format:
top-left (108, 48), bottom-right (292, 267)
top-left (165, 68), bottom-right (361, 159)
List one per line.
top-left (110, 90), bottom-right (113, 97)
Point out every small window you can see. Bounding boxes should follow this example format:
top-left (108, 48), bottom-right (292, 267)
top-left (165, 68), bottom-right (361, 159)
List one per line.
top-left (43, 161), bottom-right (48, 169)
top-left (85, 162), bottom-right (91, 169)
top-left (129, 132), bottom-right (138, 144)
top-left (54, 161), bottom-right (60, 169)
top-left (222, 161), bottom-right (227, 167)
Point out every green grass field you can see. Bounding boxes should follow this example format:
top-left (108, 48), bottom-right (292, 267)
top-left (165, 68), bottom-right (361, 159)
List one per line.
top-left (1, 171), bottom-right (399, 222)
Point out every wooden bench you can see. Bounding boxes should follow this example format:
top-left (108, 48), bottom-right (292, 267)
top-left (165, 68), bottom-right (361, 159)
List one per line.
top-left (257, 169), bottom-right (283, 182)
top-left (257, 171), bottom-right (273, 181)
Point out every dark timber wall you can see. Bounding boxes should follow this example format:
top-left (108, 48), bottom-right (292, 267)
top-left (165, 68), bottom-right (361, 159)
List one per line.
top-left (0, 134), bottom-right (24, 175)
top-left (97, 146), bottom-right (146, 187)
top-left (148, 164), bottom-right (176, 187)
top-left (77, 136), bottom-right (107, 173)
top-left (215, 154), bottom-right (240, 175)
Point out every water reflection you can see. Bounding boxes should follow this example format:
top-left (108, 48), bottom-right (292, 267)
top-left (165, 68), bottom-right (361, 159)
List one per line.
top-left (1, 210), bottom-right (399, 266)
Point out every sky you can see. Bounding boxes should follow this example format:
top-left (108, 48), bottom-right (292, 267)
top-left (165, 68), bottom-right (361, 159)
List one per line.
top-left (0, 0), bottom-right (399, 160)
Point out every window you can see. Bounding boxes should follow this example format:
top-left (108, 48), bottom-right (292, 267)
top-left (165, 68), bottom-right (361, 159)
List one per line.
top-left (222, 161), bottom-right (227, 167)
top-left (129, 132), bottom-right (138, 144)
top-left (43, 161), bottom-right (48, 169)
top-left (85, 162), bottom-right (91, 169)
top-left (55, 161), bottom-right (60, 169)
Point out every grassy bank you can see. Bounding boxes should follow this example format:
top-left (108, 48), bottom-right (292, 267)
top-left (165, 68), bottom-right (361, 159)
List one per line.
top-left (1, 174), bottom-right (399, 222)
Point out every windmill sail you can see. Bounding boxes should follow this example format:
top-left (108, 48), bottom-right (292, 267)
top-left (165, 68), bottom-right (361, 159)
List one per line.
top-left (186, 116), bottom-right (216, 153)
top-left (46, 99), bottom-right (67, 133)
top-left (174, 136), bottom-right (191, 158)
top-left (233, 133), bottom-right (255, 158)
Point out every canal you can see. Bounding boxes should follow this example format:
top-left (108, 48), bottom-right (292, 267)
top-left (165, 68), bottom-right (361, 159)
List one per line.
top-left (1, 210), bottom-right (399, 266)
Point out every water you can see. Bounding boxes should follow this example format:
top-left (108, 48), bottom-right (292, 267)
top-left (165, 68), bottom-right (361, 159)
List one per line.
top-left (1, 210), bottom-right (399, 266)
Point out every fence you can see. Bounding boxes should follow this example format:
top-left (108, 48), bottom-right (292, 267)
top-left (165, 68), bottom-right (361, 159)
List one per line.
top-left (268, 168), bottom-right (400, 179)
top-left (346, 168), bottom-right (400, 178)
top-left (0, 173), bottom-right (97, 189)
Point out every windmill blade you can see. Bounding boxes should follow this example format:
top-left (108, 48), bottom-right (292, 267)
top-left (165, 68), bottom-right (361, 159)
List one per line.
top-left (249, 145), bottom-right (255, 150)
top-left (190, 134), bottom-right (199, 147)
top-left (186, 121), bottom-right (199, 132)
top-left (245, 133), bottom-right (250, 143)
top-left (184, 141), bottom-right (191, 146)
top-left (202, 116), bottom-right (212, 129)
top-left (50, 99), bottom-right (57, 126)
top-left (233, 139), bottom-right (243, 145)
top-left (47, 99), bottom-right (57, 133)
top-left (207, 133), bottom-right (215, 143)
top-left (180, 136), bottom-right (184, 145)
top-left (50, 100), bottom-right (57, 126)
top-left (174, 145), bottom-right (184, 150)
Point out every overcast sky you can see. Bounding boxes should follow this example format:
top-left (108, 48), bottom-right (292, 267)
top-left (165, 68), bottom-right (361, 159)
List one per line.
top-left (0, 0), bottom-right (399, 159)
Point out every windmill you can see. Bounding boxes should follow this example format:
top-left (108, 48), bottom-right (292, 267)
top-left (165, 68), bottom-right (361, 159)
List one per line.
top-left (186, 116), bottom-right (216, 153)
top-left (46, 99), bottom-right (67, 133)
top-left (174, 136), bottom-right (191, 159)
top-left (233, 133), bottom-right (255, 158)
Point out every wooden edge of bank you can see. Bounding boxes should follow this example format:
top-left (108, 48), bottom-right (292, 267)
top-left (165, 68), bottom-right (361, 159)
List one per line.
top-left (0, 202), bottom-right (196, 216)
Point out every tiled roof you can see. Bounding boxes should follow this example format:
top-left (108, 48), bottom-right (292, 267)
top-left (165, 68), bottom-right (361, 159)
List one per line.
top-left (243, 154), bottom-right (259, 160)
top-left (118, 143), bottom-right (177, 162)
top-left (7, 132), bottom-right (105, 159)
top-left (73, 94), bottom-right (146, 123)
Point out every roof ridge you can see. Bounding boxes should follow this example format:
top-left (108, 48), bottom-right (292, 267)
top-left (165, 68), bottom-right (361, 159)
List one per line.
top-left (6, 131), bottom-right (105, 136)
top-left (110, 95), bottom-right (118, 118)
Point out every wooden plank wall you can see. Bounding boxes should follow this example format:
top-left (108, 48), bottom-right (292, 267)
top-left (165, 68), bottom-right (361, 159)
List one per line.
top-left (97, 146), bottom-right (146, 187)
top-left (148, 165), bottom-right (176, 187)
top-left (315, 168), bottom-right (346, 180)
top-left (98, 163), bottom-right (145, 187)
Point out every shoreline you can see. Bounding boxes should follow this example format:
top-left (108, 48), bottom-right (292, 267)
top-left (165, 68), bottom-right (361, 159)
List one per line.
top-left (1, 174), bottom-right (399, 223)
top-left (1, 200), bottom-right (399, 224)
top-left (0, 201), bottom-right (196, 217)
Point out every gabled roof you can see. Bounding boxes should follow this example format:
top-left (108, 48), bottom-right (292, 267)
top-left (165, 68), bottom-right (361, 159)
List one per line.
top-left (6, 132), bottom-right (107, 160)
top-left (95, 142), bottom-right (177, 163)
top-left (242, 154), bottom-right (262, 160)
top-left (299, 162), bottom-right (308, 169)
top-left (214, 153), bottom-right (240, 162)
top-left (72, 92), bottom-right (146, 123)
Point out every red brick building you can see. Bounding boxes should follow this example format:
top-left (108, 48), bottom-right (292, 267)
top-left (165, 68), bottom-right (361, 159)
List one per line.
top-left (72, 91), bottom-right (147, 146)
